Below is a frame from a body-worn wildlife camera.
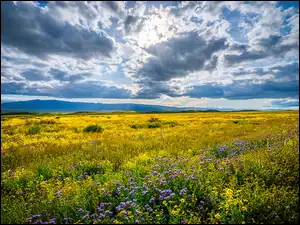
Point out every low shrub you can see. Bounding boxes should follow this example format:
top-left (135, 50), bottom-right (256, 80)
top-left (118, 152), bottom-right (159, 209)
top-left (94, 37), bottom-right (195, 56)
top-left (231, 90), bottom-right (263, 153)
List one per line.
top-left (148, 122), bottom-right (161, 128)
top-left (28, 124), bottom-right (41, 135)
top-left (131, 123), bottom-right (145, 129)
top-left (166, 121), bottom-right (179, 127)
top-left (83, 125), bottom-right (104, 133)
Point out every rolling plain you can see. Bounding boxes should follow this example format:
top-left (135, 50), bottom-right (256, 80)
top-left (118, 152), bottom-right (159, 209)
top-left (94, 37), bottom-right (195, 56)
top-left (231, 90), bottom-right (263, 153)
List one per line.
top-left (1, 110), bottom-right (299, 224)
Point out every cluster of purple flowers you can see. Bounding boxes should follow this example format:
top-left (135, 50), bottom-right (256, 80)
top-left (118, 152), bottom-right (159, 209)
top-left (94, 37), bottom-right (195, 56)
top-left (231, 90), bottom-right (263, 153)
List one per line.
top-left (159, 189), bottom-right (175, 201)
top-left (116, 200), bottom-right (136, 211)
top-left (26, 215), bottom-right (56, 224)
top-left (180, 188), bottom-right (187, 196)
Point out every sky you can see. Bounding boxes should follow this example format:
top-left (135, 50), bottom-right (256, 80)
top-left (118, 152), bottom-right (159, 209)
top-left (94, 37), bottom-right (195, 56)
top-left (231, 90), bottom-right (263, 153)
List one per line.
top-left (1, 1), bottom-right (299, 109)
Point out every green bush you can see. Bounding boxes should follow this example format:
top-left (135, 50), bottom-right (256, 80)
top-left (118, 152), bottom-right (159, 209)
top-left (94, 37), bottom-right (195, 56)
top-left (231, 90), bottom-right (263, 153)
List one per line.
top-left (148, 122), bottom-right (161, 128)
top-left (28, 124), bottom-right (41, 135)
top-left (166, 121), bottom-right (179, 127)
top-left (131, 124), bottom-right (138, 129)
top-left (83, 125), bottom-right (104, 133)
top-left (131, 123), bottom-right (144, 129)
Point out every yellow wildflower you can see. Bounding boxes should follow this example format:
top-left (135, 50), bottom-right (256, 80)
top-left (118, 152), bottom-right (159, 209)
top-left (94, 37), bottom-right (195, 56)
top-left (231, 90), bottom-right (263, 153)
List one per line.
top-left (225, 189), bottom-right (233, 198)
top-left (180, 198), bottom-right (185, 203)
top-left (171, 210), bottom-right (177, 215)
top-left (241, 206), bottom-right (247, 211)
top-left (119, 210), bottom-right (126, 215)
top-left (163, 200), bottom-right (167, 205)
top-left (215, 213), bottom-right (221, 219)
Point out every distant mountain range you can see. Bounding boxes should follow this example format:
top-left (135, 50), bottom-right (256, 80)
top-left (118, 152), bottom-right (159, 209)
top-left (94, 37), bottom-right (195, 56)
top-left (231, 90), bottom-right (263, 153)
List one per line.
top-left (1, 99), bottom-right (230, 113)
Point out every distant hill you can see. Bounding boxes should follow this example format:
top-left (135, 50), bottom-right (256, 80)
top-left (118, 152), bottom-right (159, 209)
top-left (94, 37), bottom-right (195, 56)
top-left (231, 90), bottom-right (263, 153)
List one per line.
top-left (1, 99), bottom-right (189, 113)
top-left (1, 100), bottom-right (270, 114)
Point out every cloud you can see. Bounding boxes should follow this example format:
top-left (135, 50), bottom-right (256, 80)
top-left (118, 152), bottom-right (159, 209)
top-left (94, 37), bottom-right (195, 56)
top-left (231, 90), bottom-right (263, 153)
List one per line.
top-left (183, 79), bottom-right (299, 100)
top-left (224, 2), bottom-right (299, 66)
top-left (224, 35), bottom-right (299, 66)
top-left (137, 31), bottom-right (228, 82)
top-left (1, 82), bottom-right (49, 96)
top-left (1, 81), bottom-right (133, 99)
top-left (270, 99), bottom-right (299, 108)
top-left (124, 15), bottom-right (146, 35)
top-left (1, 1), bottom-right (116, 60)
top-left (21, 69), bottom-right (51, 81)
top-left (50, 82), bottom-right (133, 98)
top-left (49, 68), bottom-right (90, 83)
top-left (231, 61), bottom-right (299, 80)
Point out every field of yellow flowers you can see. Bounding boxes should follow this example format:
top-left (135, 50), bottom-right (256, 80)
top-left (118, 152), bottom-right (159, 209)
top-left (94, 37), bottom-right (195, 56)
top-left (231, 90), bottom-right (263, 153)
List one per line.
top-left (1, 110), bottom-right (299, 224)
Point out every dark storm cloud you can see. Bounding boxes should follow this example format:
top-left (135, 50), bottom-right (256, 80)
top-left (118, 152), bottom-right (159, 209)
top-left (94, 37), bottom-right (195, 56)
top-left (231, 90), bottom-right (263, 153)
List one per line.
top-left (1, 82), bottom-right (26, 94)
top-left (104, 1), bottom-right (120, 13)
top-left (271, 99), bottom-right (299, 108)
top-left (1, 82), bottom-right (49, 96)
top-left (232, 61), bottom-right (299, 80)
top-left (134, 79), bottom-right (181, 99)
top-left (224, 51), bottom-right (266, 66)
top-left (184, 79), bottom-right (299, 100)
top-left (21, 69), bottom-right (51, 81)
top-left (137, 31), bottom-right (228, 82)
top-left (1, 1), bottom-right (115, 60)
top-left (224, 35), bottom-right (299, 66)
top-left (49, 69), bottom-right (89, 83)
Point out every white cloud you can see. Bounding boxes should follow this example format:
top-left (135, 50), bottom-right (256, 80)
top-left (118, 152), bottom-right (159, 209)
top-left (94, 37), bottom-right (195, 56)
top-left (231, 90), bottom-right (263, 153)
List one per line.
top-left (1, 1), bottom-right (299, 108)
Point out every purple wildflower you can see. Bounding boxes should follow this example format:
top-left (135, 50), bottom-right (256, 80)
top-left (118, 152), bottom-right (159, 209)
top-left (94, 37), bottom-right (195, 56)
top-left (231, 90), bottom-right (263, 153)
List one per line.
top-left (180, 188), bottom-right (187, 196)
top-left (55, 190), bottom-right (62, 197)
top-left (82, 213), bottom-right (89, 220)
top-left (98, 213), bottom-right (105, 219)
top-left (64, 218), bottom-right (71, 223)
top-left (49, 218), bottom-right (56, 224)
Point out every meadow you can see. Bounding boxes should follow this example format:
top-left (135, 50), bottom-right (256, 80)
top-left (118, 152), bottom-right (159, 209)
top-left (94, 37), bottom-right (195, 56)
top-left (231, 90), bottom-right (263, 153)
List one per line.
top-left (1, 110), bottom-right (299, 224)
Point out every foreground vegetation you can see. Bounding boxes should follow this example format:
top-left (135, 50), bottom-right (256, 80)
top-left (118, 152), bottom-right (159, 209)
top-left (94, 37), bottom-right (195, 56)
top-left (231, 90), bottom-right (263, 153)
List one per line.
top-left (1, 111), bottom-right (299, 224)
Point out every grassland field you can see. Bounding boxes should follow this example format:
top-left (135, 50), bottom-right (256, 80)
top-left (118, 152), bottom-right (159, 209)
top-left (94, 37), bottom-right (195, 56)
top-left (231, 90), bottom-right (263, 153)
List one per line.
top-left (1, 110), bottom-right (299, 224)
